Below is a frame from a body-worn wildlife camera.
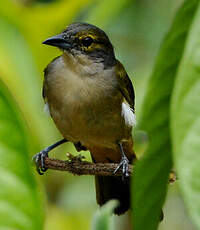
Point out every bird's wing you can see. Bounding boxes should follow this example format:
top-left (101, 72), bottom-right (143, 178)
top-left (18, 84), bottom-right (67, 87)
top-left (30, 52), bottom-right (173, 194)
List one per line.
top-left (42, 67), bottom-right (48, 102)
top-left (115, 60), bottom-right (135, 112)
top-left (42, 56), bottom-right (61, 102)
top-left (42, 81), bottom-right (46, 102)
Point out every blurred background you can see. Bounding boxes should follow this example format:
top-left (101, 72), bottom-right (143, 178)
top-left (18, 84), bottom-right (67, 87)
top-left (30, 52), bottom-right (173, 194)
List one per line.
top-left (0, 0), bottom-right (197, 229)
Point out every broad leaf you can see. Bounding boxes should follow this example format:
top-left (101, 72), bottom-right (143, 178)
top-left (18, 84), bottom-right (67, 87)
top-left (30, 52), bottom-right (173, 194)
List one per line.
top-left (132, 0), bottom-right (199, 229)
top-left (91, 200), bottom-right (118, 230)
top-left (171, 2), bottom-right (200, 228)
top-left (0, 80), bottom-right (44, 229)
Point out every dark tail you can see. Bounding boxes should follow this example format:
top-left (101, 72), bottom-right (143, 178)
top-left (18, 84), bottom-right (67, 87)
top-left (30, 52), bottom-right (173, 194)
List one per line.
top-left (95, 175), bottom-right (131, 215)
top-left (89, 139), bottom-right (136, 215)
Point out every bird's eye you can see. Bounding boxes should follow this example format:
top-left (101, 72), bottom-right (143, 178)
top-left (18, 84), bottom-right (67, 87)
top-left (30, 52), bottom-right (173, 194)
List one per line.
top-left (82, 37), bottom-right (93, 47)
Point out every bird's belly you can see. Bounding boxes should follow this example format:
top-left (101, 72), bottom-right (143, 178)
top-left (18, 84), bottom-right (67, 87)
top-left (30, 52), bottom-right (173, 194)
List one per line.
top-left (49, 96), bottom-right (128, 148)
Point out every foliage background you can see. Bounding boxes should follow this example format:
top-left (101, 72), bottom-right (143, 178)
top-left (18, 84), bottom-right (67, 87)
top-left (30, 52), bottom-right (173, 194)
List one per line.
top-left (0, 0), bottom-right (198, 229)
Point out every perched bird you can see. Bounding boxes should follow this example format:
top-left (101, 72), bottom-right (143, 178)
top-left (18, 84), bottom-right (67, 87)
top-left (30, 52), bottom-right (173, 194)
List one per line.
top-left (33, 22), bottom-right (136, 215)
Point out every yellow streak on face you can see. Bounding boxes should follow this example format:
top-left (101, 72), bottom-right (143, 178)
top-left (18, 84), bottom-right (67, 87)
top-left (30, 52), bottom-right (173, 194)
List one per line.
top-left (78, 33), bottom-right (98, 41)
top-left (84, 43), bottom-right (102, 52)
top-left (75, 32), bottom-right (104, 52)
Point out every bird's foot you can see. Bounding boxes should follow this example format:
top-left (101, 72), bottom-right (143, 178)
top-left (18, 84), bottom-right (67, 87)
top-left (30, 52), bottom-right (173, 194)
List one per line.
top-left (114, 156), bottom-right (129, 179)
top-left (32, 150), bottom-right (49, 175)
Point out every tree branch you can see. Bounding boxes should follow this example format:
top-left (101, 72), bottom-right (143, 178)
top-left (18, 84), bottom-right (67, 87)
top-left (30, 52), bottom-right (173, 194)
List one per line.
top-left (43, 154), bottom-right (177, 183)
top-left (44, 157), bottom-right (133, 176)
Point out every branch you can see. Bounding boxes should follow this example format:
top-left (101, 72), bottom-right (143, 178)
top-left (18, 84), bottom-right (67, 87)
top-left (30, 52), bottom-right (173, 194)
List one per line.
top-left (43, 154), bottom-right (177, 183)
top-left (44, 157), bottom-right (133, 176)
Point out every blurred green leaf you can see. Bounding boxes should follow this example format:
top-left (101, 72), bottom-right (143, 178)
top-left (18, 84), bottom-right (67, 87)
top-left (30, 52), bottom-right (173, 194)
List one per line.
top-left (91, 200), bottom-right (118, 230)
top-left (0, 80), bottom-right (44, 229)
top-left (45, 204), bottom-right (91, 230)
top-left (86, 0), bottom-right (131, 27)
top-left (0, 17), bottom-right (58, 148)
top-left (132, 0), bottom-right (199, 229)
top-left (0, 0), bottom-right (93, 72)
top-left (171, 2), bottom-right (200, 228)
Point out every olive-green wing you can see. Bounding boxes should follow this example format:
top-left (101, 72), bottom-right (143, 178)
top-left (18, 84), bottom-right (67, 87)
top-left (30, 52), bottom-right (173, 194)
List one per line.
top-left (42, 56), bottom-right (61, 102)
top-left (116, 60), bottom-right (135, 111)
top-left (42, 74), bottom-right (47, 102)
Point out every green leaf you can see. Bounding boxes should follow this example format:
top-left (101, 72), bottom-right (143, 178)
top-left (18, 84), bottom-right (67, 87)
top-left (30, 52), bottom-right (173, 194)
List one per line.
top-left (0, 80), bottom-right (44, 229)
top-left (91, 200), bottom-right (118, 230)
top-left (0, 17), bottom-right (58, 147)
top-left (86, 0), bottom-right (131, 27)
top-left (170, 2), bottom-right (200, 228)
top-left (0, 0), bottom-right (93, 72)
top-left (132, 0), bottom-right (199, 229)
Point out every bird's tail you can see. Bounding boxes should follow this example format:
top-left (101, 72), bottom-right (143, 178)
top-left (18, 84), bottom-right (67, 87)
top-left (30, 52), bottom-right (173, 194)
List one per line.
top-left (94, 175), bottom-right (131, 215)
top-left (89, 140), bottom-right (136, 215)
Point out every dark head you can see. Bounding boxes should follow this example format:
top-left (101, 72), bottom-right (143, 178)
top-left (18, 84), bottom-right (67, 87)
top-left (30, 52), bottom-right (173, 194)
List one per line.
top-left (43, 22), bottom-right (116, 69)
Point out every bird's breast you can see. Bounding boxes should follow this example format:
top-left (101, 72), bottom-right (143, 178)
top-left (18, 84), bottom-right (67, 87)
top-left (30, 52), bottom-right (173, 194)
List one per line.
top-left (44, 56), bottom-right (129, 147)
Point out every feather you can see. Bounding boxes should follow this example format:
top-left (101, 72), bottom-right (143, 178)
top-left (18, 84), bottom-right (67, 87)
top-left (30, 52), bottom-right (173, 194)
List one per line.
top-left (44, 102), bottom-right (50, 115)
top-left (121, 102), bottom-right (136, 127)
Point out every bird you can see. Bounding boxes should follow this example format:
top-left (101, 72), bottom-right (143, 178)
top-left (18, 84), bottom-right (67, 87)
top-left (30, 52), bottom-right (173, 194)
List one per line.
top-left (33, 22), bottom-right (137, 215)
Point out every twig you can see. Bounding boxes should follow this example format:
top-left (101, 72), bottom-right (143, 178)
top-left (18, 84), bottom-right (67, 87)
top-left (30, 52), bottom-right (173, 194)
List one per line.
top-left (44, 157), bottom-right (133, 176)
top-left (42, 155), bottom-right (177, 183)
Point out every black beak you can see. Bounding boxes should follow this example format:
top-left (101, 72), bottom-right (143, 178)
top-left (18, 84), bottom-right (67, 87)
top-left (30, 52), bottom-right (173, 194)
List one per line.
top-left (42, 34), bottom-right (71, 49)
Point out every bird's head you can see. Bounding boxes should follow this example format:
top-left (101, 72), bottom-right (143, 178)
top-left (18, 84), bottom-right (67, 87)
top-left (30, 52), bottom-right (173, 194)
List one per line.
top-left (43, 22), bottom-right (116, 70)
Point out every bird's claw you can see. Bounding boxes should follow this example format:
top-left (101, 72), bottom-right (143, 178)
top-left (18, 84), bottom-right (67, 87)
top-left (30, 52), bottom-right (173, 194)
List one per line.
top-left (32, 150), bottom-right (49, 175)
top-left (114, 156), bottom-right (129, 180)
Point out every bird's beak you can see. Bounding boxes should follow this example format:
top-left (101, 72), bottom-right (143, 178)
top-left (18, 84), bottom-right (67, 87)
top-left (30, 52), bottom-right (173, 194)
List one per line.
top-left (42, 34), bottom-right (71, 49)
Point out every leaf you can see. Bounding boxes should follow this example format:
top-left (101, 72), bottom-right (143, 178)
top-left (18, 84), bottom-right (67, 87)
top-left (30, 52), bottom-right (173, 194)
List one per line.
top-left (0, 17), bottom-right (57, 147)
top-left (91, 200), bottom-right (118, 230)
top-left (0, 80), bottom-right (44, 229)
top-left (0, 0), bottom-right (93, 72)
top-left (86, 0), bottom-right (131, 27)
top-left (170, 2), bottom-right (200, 228)
top-left (132, 0), bottom-right (199, 229)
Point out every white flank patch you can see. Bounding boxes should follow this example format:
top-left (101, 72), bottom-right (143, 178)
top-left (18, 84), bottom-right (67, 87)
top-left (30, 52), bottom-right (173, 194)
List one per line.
top-left (44, 102), bottom-right (50, 115)
top-left (121, 102), bottom-right (136, 127)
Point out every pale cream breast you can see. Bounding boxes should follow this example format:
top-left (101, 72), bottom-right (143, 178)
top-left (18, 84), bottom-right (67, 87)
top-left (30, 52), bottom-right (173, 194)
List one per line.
top-left (46, 55), bottom-right (117, 103)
